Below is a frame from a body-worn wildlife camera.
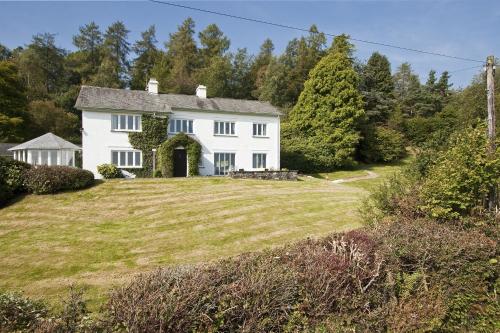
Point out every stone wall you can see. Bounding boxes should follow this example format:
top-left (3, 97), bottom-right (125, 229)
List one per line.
top-left (229, 170), bottom-right (298, 181)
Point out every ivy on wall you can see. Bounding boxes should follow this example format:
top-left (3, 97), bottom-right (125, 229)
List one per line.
top-left (127, 114), bottom-right (169, 177)
top-left (157, 132), bottom-right (202, 177)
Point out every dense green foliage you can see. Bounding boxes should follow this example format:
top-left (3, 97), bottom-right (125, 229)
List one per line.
top-left (127, 114), bottom-right (169, 177)
top-left (0, 156), bottom-right (31, 206)
top-left (0, 61), bottom-right (29, 142)
top-left (420, 125), bottom-right (500, 219)
top-left (97, 163), bottom-right (123, 179)
top-left (282, 35), bottom-right (365, 171)
top-left (359, 126), bottom-right (406, 163)
top-left (157, 132), bottom-right (201, 177)
top-left (23, 166), bottom-right (94, 194)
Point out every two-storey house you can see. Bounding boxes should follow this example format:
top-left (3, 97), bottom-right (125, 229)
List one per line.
top-left (75, 79), bottom-right (281, 178)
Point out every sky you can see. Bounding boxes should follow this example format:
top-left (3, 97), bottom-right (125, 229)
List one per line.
top-left (0, 0), bottom-right (498, 88)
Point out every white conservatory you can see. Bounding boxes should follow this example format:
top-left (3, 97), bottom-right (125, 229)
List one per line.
top-left (8, 132), bottom-right (81, 167)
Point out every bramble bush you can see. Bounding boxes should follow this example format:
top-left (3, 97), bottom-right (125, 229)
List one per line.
top-left (23, 166), bottom-right (94, 194)
top-left (97, 164), bottom-right (123, 179)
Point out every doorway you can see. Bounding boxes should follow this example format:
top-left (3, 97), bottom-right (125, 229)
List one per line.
top-left (173, 149), bottom-right (187, 177)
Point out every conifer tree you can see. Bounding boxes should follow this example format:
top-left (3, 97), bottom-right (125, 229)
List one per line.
top-left (361, 52), bottom-right (395, 123)
top-left (130, 25), bottom-right (159, 90)
top-left (72, 22), bottom-right (103, 79)
top-left (165, 18), bottom-right (198, 94)
top-left (230, 48), bottom-right (253, 99)
top-left (93, 21), bottom-right (130, 88)
top-left (251, 38), bottom-right (274, 98)
top-left (284, 34), bottom-right (365, 170)
top-left (198, 24), bottom-right (230, 66)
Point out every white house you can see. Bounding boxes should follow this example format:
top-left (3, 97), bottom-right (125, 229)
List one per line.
top-left (75, 79), bottom-right (281, 178)
top-left (8, 132), bottom-right (80, 166)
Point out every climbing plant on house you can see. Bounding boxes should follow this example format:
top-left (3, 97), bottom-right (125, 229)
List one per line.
top-left (127, 114), bottom-right (169, 177)
top-left (157, 132), bottom-right (202, 177)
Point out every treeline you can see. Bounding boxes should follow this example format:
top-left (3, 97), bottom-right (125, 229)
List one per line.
top-left (1, 18), bottom-right (498, 168)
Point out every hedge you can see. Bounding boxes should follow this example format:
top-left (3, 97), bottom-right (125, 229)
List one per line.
top-left (24, 165), bottom-right (94, 194)
top-left (0, 156), bottom-right (31, 206)
top-left (157, 133), bottom-right (202, 177)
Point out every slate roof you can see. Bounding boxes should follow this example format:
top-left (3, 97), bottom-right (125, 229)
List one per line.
top-left (0, 143), bottom-right (16, 156)
top-left (8, 133), bottom-right (81, 151)
top-left (74, 86), bottom-right (281, 116)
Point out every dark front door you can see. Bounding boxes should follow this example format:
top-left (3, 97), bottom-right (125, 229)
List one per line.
top-left (173, 149), bottom-right (187, 177)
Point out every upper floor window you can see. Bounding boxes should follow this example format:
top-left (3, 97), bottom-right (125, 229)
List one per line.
top-left (111, 150), bottom-right (142, 168)
top-left (253, 123), bottom-right (267, 137)
top-left (111, 114), bottom-right (141, 132)
top-left (214, 121), bottom-right (235, 136)
top-left (169, 119), bottom-right (193, 134)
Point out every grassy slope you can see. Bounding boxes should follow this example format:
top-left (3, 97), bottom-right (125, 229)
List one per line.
top-left (0, 165), bottom-right (401, 308)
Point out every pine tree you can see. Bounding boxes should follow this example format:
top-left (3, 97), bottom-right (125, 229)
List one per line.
top-left (361, 52), bottom-right (395, 123)
top-left (195, 55), bottom-right (232, 97)
top-left (16, 33), bottom-right (66, 99)
top-left (251, 38), bottom-right (274, 98)
top-left (284, 34), bottom-right (365, 170)
top-left (393, 62), bottom-right (422, 117)
top-left (198, 23), bottom-right (230, 66)
top-left (230, 48), bottom-right (253, 99)
top-left (93, 21), bottom-right (130, 88)
top-left (130, 25), bottom-right (159, 90)
top-left (72, 22), bottom-right (103, 79)
top-left (165, 18), bottom-right (198, 94)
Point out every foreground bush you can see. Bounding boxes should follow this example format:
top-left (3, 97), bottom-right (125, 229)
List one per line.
top-left (0, 157), bottom-right (31, 206)
top-left (24, 166), bottom-right (94, 194)
top-left (103, 219), bottom-right (497, 332)
top-left (420, 125), bottom-right (500, 219)
top-left (97, 163), bottom-right (123, 179)
top-left (0, 291), bottom-right (48, 332)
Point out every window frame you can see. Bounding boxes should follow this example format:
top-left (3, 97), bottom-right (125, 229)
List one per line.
top-left (252, 153), bottom-right (267, 169)
top-left (214, 152), bottom-right (236, 175)
top-left (168, 118), bottom-right (194, 134)
top-left (214, 121), bottom-right (236, 136)
top-left (252, 123), bottom-right (268, 137)
top-left (111, 114), bottom-right (142, 132)
top-left (110, 149), bottom-right (143, 168)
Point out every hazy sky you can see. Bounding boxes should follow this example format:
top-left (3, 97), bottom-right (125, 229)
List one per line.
top-left (1, 1), bottom-right (498, 88)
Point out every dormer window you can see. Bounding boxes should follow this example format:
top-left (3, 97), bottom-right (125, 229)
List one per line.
top-left (111, 114), bottom-right (141, 132)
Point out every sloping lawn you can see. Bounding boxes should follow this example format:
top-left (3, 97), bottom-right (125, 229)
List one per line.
top-left (0, 169), bottom-right (398, 308)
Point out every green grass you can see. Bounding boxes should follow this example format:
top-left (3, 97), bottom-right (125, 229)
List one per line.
top-left (0, 164), bottom-right (402, 308)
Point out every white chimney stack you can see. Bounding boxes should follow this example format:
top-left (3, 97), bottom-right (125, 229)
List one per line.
top-left (196, 85), bottom-right (207, 99)
top-left (147, 78), bottom-right (158, 95)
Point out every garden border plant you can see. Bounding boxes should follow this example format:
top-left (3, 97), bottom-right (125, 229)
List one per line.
top-left (127, 114), bottom-right (169, 177)
top-left (157, 132), bottom-right (202, 177)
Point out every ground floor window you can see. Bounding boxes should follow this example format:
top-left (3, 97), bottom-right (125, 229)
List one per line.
top-left (214, 153), bottom-right (235, 175)
top-left (253, 153), bottom-right (267, 169)
top-left (111, 150), bottom-right (142, 167)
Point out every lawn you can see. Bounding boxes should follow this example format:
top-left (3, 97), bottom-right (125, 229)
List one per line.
top-left (0, 165), bottom-right (401, 308)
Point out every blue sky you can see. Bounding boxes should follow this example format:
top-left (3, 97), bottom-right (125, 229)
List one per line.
top-left (1, 1), bottom-right (498, 88)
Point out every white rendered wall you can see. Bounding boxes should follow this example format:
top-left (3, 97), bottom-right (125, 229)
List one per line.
top-left (81, 108), bottom-right (280, 178)
top-left (169, 110), bottom-right (280, 176)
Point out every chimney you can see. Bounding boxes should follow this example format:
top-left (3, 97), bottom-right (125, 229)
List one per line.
top-left (147, 78), bottom-right (158, 95)
top-left (196, 85), bottom-right (207, 99)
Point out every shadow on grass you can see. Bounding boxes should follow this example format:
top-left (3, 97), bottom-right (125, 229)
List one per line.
top-left (308, 159), bottom-right (409, 180)
top-left (0, 179), bottom-right (106, 210)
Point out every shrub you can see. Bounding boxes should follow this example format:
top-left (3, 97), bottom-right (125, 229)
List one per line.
top-left (0, 156), bottom-right (31, 206)
top-left (97, 164), bottom-right (122, 179)
top-left (359, 125), bottom-right (406, 163)
top-left (24, 166), bottom-right (94, 194)
top-left (0, 291), bottom-right (48, 332)
top-left (420, 125), bottom-right (500, 220)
